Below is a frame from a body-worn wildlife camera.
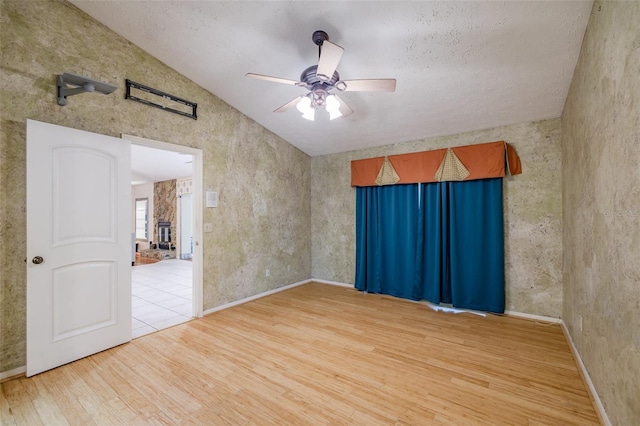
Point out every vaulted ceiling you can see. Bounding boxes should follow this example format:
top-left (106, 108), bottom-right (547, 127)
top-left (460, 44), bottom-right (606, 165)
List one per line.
top-left (71, 1), bottom-right (593, 157)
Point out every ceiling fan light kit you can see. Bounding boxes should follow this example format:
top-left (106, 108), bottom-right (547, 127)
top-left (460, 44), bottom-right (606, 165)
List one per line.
top-left (296, 91), bottom-right (342, 121)
top-left (247, 30), bottom-right (396, 121)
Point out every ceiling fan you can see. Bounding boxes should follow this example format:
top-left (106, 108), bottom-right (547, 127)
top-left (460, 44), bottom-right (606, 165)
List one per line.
top-left (246, 30), bottom-right (396, 121)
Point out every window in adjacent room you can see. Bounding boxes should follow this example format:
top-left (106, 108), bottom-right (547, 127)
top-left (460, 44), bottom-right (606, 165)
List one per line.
top-left (135, 198), bottom-right (149, 240)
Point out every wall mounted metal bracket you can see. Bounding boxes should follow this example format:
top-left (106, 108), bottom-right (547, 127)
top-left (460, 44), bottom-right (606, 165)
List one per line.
top-left (56, 72), bottom-right (117, 106)
top-left (125, 79), bottom-right (197, 120)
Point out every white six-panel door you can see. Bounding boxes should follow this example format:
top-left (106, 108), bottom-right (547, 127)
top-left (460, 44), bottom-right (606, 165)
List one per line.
top-left (26, 119), bottom-right (131, 376)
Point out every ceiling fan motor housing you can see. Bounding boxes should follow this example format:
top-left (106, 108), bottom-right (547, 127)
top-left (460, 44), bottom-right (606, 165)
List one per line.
top-left (300, 65), bottom-right (340, 90)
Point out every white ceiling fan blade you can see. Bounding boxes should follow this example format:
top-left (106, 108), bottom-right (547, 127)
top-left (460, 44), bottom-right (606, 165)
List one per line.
top-left (274, 96), bottom-right (302, 113)
top-left (316, 40), bottom-right (344, 82)
top-left (340, 79), bottom-right (397, 92)
top-left (334, 95), bottom-right (353, 117)
top-left (246, 73), bottom-right (302, 86)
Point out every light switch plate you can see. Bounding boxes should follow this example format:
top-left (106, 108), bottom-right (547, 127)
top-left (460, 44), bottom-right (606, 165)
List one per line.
top-left (206, 191), bottom-right (218, 208)
top-left (204, 223), bottom-right (213, 233)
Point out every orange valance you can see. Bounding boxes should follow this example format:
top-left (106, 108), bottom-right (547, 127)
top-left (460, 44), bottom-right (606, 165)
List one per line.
top-left (351, 141), bottom-right (522, 187)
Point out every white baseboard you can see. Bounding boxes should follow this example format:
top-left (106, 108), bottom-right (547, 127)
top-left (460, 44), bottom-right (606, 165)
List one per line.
top-left (0, 365), bottom-right (26, 382)
top-left (560, 321), bottom-right (611, 426)
top-left (504, 309), bottom-right (610, 424)
top-left (311, 278), bottom-right (353, 288)
top-left (310, 284), bottom-right (565, 324)
top-left (202, 279), bottom-right (312, 316)
top-left (503, 310), bottom-right (562, 324)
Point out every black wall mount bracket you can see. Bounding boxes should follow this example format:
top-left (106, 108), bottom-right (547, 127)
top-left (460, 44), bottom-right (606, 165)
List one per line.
top-left (125, 79), bottom-right (197, 120)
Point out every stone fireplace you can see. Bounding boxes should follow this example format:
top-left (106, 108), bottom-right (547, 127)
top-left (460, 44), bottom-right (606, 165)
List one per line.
top-left (138, 179), bottom-right (178, 262)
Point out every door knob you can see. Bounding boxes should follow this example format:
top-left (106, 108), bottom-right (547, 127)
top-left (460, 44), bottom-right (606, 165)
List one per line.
top-left (32, 256), bottom-right (44, 264)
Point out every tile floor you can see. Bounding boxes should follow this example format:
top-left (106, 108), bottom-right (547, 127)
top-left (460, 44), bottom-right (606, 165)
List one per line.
top-left (132, 259), bottom-right (193, 338)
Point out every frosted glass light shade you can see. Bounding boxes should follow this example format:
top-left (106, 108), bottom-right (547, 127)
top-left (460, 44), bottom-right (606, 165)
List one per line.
top-left (297, 96), bottom-right (315, 120)
top-left (326, 95), bottom-right (342, 120)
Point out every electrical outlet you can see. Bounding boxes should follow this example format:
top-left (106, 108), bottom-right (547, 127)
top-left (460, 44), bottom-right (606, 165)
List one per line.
top-left (204, 223), bottom-right (213, 233)
top-left (265, 269), bottom-right (270, 277)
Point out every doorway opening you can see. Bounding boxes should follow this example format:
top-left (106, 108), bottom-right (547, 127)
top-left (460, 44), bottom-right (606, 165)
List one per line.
top-left (124, 135), bottom-right (204, 338)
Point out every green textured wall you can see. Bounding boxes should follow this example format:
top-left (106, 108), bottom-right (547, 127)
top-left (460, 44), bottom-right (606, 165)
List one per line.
top-left (0, 0), bottom-right (311, 372)
top-left (561, 1), bottom-right (640, 424)
top-left (311, 119), bottom-right (563, 317)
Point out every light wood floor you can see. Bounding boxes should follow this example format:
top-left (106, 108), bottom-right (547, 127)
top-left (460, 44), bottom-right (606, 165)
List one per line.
top-left (1, 283), bottom-right (600, 425)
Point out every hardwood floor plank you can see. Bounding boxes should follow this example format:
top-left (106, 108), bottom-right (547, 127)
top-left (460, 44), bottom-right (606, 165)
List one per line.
top-left (2, 283), bottom-right (600, 425)
top-left (32, 367), bottom-right (96, 425)
top-left (1, 379), bottom-right (43, 425)
top-left (0, 383), bottom-right (18, 425)
top-left (20, 376), bottom-right (70, 425)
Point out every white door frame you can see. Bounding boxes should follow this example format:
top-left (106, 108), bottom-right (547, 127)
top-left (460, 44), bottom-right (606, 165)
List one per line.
top-left (122, 134), bottom-right (204, 318)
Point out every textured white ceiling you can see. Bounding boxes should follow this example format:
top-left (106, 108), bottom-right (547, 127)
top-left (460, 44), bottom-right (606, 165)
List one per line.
top-left (71, 1), bottom-right (593, 157)
top-left (131, 144), bottom-right (192, 185)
